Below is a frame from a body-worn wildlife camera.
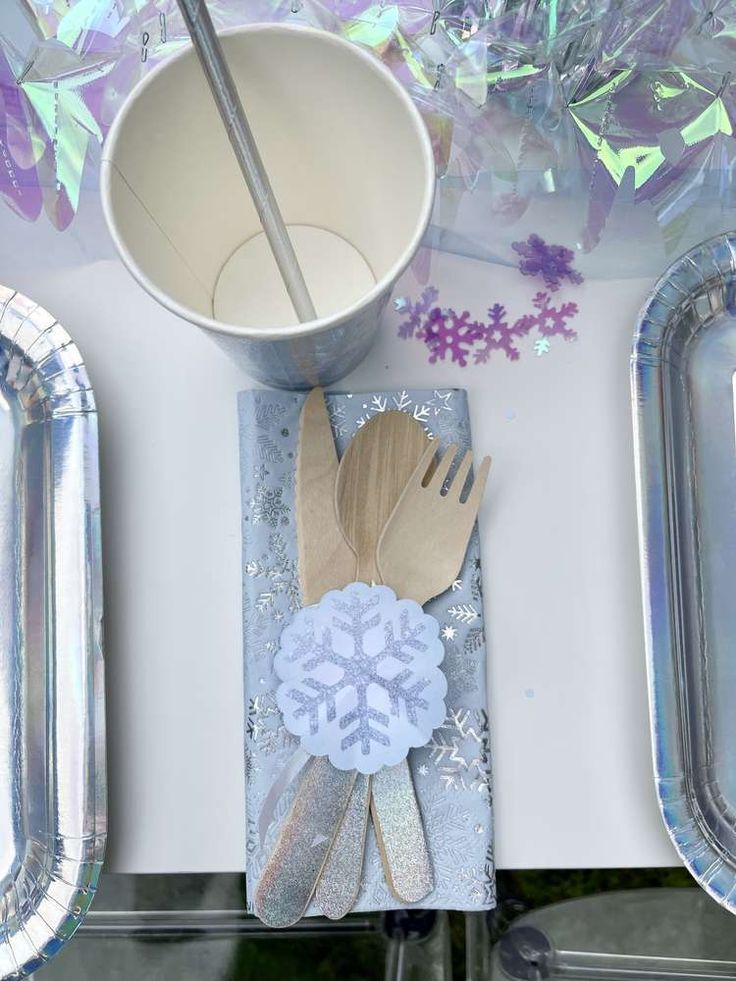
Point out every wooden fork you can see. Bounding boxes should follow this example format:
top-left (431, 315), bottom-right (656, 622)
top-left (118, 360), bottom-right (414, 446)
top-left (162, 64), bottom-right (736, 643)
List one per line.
top-left (377, 442), bottom-right (491, 605)
top-left (370, 442), bottom-right (490, 903)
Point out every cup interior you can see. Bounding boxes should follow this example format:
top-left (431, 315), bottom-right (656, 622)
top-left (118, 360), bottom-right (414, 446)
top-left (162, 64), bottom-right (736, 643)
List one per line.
top-left (102, 25), bottom-right (433, 332)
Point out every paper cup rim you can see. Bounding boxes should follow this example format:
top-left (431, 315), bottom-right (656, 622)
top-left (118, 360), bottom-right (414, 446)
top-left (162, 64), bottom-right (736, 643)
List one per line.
top-left (100, 22), bottom-right (435, 342)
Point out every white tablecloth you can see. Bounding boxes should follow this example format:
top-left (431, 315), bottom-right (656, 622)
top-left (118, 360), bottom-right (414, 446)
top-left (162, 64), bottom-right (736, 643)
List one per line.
top-left (0, 193), bottom-right (678, 873)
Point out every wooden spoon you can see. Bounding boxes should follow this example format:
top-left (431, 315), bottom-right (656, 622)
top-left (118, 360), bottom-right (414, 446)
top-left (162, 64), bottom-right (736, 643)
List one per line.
top-left (315, 411), bottom-right (433, 915)
top-left (335, 412), bottom-right (431, 584)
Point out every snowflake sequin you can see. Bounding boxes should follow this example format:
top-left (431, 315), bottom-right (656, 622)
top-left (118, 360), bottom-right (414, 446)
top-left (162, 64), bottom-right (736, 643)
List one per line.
top-left (275, 583), bottom-right (447, 773)
top-left (395, 287), bottom-right (439, 339)
top-left (521, 291), bottom-right (579, 341)
top-left (396, 282), bottom-right (581, 367)
top-left (474, 303), bottom-right (530, 363)
top-left (512, 234), bottom-right (584, 292)
top-left (421, 308), bottom-right (485, 366)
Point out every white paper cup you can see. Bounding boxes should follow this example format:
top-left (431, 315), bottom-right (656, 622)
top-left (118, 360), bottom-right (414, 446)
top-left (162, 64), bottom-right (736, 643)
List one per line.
top-left (101, 24), bottom-right (434, 389)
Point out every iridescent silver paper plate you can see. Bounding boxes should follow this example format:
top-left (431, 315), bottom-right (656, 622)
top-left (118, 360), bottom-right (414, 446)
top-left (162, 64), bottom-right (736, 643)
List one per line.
top-left (0, 287), bottom-right (105, 976)
top-left (632, 232), bottom-right (736, 912)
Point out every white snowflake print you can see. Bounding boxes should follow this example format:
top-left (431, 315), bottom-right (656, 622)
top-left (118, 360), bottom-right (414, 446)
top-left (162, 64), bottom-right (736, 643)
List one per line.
top-left (249, 484), bottom-right (290, 527)
top-left (327, 400), bottom-right (348, 439)
top-left (444, 642), bottom-right (480, 701)
top-left (242, 396), bottom-right (286, 463)
top-left (275, 583), bottom-right (447, 773)
top-left (244, 532), bottom-right (301, 659)
top-left (392, 390), bottom-right (413, 412)
top-left (418, 787), bottom-right (490, 905)
top-left (246, 692), bottom-right (297, 758)
top-left (447, 603), bottom-right (479, 624)
top-left (427, 390), bottom-right (453, 415)
top-left (466, 844), bottom-right (496, 906)
top-left (425, 708), bottom-right (492, 797)
top-left (464, 626), bottom-right (484, 655)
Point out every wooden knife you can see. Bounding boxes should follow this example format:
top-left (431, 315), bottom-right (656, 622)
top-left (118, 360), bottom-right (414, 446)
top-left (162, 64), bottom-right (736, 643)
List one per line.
top-left (254, 388), bottom-right (357, 927)
top-left (296, 387), bottom-right (356, 604)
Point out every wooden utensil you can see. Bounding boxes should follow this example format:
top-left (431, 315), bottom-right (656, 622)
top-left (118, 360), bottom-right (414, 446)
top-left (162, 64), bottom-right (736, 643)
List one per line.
top-left (317, 411), bottom-right (434, 914)
top-left (254, 389), bottom-right (357, 928)
top-left (335, 412), bottom-right (431, 584)
top-left (296, 387), bottom-right (356, 604)
top-left (378, 443), bottom-right (491, 605)
top-left (254, 758), bottom-right (358, 928)
top-left (372, 443), bottom-right (490, 903)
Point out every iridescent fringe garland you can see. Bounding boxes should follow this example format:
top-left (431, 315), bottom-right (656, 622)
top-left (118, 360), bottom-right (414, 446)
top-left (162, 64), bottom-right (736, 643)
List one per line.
top-left (2, 0), bottom-right (735, 254)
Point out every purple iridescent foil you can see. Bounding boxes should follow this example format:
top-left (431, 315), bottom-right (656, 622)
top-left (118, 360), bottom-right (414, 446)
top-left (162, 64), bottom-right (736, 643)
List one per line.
top-left (2, 0), bottom-right (736, 257)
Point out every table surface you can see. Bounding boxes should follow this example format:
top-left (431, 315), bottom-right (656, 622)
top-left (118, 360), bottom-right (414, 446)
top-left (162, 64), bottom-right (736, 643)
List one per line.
top-left (0, 192), bottom-right (678, 874)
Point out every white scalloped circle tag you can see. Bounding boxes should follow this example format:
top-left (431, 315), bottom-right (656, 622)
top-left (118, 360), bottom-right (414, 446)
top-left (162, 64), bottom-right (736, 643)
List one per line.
top-left (274, 582), bottom-right (447, 774)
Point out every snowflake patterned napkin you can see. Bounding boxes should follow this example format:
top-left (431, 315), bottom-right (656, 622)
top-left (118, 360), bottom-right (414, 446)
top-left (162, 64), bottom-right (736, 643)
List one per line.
top-left (239, 389), bottom-right (495, 913)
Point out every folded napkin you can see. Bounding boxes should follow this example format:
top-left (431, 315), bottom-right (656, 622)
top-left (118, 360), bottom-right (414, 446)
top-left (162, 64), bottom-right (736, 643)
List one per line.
top-left (239, 388), bottom-right (495, 913)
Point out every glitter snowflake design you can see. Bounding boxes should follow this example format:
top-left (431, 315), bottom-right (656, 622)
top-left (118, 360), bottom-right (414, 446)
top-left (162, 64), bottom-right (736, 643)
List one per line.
top-left (249, 485), bottom-right (290, 527)
top-left (275, 583), bottom-right (447, 774)
top-left (421, 308), bottom-right (485, 367)
top-left (512, 234), bottom-right (584, 292)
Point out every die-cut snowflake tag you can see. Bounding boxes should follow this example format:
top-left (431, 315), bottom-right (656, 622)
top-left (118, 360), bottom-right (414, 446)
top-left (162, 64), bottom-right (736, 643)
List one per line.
top-left (274, 583), bottom-right (447, 774)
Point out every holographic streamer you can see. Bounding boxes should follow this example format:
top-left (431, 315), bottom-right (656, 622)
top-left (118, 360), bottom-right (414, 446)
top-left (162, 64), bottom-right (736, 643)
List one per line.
top-left (3, 0), bottom-right (736, 256)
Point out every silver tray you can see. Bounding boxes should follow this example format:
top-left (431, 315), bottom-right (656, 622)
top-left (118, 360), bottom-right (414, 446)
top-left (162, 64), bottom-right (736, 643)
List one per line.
top-left (0, 287), bottom-right (105, 976)
top-left (632, 232), bottom-right (736, 912)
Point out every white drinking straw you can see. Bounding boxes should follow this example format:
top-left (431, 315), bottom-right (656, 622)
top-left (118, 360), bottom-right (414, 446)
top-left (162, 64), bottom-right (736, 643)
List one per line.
top-left (175, 0), bottom-right (317, 324)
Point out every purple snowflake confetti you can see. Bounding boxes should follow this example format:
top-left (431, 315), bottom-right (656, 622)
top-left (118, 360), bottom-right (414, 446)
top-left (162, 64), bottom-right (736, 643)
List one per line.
top-left (474, 303), bottom-right (531, 364)
top-left (525, 292), bottom-right (578, 340)
top-left (394, 287), bottom-right (440, 339)
top-left (420, 309), bottom-right (485, 367)
top-left (511, 234), bottom-right (584, 292)
top-left (396, 288), bottom-right (580, 366)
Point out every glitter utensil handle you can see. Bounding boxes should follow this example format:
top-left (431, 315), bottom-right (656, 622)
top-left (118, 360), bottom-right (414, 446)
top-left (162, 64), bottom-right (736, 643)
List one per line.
top-left (254, 758), bottom-right (357, 928)
top-left (175, 0), bottom-right (317, 324)
top-left (332, 412), bottom-right (434, 908)
top-left (315, 774), bottom-right (371, 918)
top-left (372, 762), bottom-right (433, 902)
